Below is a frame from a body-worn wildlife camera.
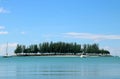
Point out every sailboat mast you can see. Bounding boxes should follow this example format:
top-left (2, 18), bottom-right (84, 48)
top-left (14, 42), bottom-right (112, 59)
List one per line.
top-left (6, 42), bottom-right (8, 55)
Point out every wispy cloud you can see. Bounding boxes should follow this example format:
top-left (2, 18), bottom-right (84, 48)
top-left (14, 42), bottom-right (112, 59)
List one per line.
top-left (21, 31), bottom-right (26, 35)
top-left (64, 32), bottom-right (120, 41)
top-left (0, 26), bottom-right (8, 35)
top-left (0, 7), bottom-right (10, 13)
top-left (0, 31), bottom-right (8, 34)
top-left (0, 26), bottom-right (5, 29)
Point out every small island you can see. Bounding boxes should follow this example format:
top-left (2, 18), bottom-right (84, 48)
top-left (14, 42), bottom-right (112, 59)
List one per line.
top-left (14, 42), bottom-right (111, 57)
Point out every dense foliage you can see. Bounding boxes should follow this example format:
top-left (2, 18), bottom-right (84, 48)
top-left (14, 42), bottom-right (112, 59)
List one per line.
top-left (14, 42), bottom-right (110, 55)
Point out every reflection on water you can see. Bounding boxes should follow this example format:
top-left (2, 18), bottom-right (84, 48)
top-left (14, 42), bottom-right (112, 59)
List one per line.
top-left (0, 57), bottom-right (120, 79)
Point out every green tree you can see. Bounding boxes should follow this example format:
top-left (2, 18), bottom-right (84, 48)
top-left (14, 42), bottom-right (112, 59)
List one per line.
top-left (14, 44), bottom-right (22, 54)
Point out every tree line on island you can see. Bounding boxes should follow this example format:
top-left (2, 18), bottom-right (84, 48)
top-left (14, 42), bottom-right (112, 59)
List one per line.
top-left (14, 42), bottom-right (110, 56)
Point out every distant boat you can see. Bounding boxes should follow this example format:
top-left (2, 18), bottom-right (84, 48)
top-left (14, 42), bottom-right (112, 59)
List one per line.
top-left (80, 53), bottom-right (88, 58)
top-left (3, 43), bottom-right (10, 58)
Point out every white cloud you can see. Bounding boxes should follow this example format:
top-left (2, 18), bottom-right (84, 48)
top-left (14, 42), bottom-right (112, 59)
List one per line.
top-left (0, 26), bottom-right (8, 35)
top-left (0, 31), bottom-right (8, 34)
top-left (8, 43), bottom-right (17, 47)
top-left (0, 7), bottom-right (10, 13)
top-left (0, 26), bottom-right (5, 29)
top-left (101, 46), bottom-right (120, 56)
top-left (21, 31), bottom-right (26, 34)
top-left (64, 32), bottom-right (120, 41)
top-left (0, 43), bottom-right (17, 56)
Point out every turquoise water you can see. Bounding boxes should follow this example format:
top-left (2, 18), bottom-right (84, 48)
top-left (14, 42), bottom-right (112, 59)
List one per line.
top-left (0, 56), bottom-right (120, 79)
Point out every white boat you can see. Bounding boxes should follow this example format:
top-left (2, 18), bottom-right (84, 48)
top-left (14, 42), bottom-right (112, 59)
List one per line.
top-left (3, 43), bottom-right (10, 58)
top-left (3, 54), bottom-right (9, 58)
top-left (80, 53), bottom-right (88, 58)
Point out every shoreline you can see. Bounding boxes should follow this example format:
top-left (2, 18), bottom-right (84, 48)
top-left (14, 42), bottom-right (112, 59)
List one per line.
top-left (14, 54), bottom-right (113, 57)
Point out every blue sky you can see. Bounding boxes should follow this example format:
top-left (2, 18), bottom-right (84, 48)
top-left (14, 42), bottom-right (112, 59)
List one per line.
top-left (0, 0), bottom-right (120, 56)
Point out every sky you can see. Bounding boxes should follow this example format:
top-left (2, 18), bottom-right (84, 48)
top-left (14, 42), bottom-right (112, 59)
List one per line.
top-left (0, 0), bottom-right (120, 56)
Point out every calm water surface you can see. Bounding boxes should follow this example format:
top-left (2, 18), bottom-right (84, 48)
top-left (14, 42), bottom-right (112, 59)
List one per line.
top-left (0, 56), bottom-right (120, 79)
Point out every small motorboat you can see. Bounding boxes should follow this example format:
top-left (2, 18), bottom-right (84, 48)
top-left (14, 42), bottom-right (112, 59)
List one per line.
top-left (80, 53), bottom-right (87, 58)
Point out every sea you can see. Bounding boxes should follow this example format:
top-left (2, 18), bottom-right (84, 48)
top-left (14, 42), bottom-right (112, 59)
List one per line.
top-left (0, 56), bottom-right (120, 79)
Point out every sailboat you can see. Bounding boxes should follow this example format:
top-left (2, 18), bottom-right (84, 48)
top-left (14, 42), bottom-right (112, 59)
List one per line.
top-left (3, 43), bottom-right (9, 58)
